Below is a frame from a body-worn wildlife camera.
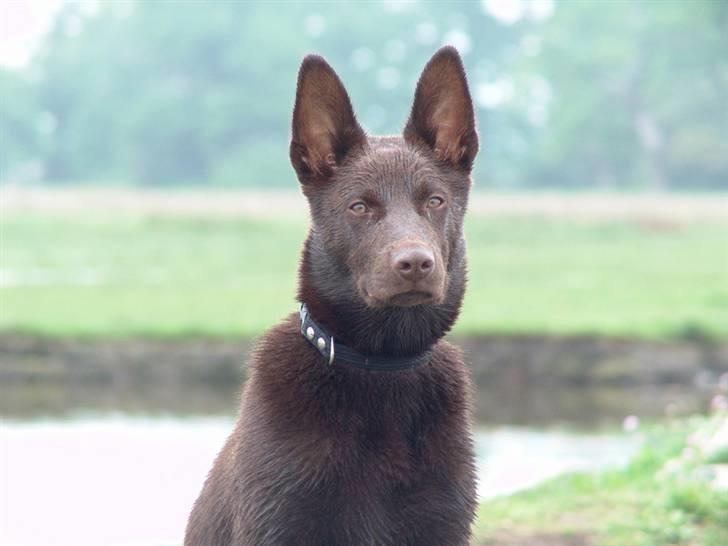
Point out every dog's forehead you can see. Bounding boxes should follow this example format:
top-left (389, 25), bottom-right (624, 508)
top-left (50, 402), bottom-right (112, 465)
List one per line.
top-left (341, 138), bottom-right (436, 192)
top-left (366, 137), bottom-right (425, 170)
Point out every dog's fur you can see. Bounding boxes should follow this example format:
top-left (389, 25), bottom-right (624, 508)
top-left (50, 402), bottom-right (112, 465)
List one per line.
top-left (184, 46), bottom-right (479, 546)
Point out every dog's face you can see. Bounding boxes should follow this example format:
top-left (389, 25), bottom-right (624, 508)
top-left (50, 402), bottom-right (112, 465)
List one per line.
top-left (290, 47), bottom-right (478, 309)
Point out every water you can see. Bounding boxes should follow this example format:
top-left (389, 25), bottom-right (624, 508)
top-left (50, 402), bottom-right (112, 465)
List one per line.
top-left (0, 415), bottom-right (640, 546)
top-left (2, 337), bottom-right (721, 546)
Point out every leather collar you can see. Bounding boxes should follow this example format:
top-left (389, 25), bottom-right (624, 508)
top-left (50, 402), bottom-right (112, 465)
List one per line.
top-left (299, 304), bottom-right (431, 371)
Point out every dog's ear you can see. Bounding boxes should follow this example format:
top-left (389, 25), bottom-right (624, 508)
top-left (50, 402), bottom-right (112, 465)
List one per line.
top-left (290, 55), bottom-right (366, 183)
top-left (404, 46), bottom-right (478, 172)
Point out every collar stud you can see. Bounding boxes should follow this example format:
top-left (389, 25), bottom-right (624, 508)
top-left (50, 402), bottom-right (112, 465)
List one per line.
top-left (299, 303), bottom-right (431, 372)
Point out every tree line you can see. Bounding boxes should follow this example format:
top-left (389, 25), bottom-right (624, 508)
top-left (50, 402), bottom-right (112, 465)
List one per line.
top-left (2, 0), bottom-right (726, 190)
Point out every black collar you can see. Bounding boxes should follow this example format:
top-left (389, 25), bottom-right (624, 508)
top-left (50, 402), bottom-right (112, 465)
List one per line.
top-left (299, 304), bottom-right (431, 371)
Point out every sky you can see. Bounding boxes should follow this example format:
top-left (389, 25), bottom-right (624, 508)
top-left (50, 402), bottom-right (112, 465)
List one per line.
top-left (0, 0), bottom-right (66, 68)
top-left (0, 0), bottom-right (553, 69)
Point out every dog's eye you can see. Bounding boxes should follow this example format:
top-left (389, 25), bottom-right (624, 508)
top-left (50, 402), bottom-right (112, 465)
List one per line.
top-left (427, 196), bottom-right (445, 209)
top-left (349, 201), bottom-right (368, 215)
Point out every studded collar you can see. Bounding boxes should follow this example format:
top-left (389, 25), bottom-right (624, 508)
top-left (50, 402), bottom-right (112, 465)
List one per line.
top-left (299, 304), bottom-right (432, 371)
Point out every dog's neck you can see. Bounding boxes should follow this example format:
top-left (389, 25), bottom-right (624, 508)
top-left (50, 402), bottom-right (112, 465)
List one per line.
top-left (297, 237), bottom-right (465, 357)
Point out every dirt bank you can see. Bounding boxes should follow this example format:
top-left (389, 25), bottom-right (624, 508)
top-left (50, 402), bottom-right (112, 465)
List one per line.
top-left (2, 334), bottom-right (725, 423)
top-left (478, 531), bottom-right (593, 546)
top-left (3, 334), bottom-right (725, 383)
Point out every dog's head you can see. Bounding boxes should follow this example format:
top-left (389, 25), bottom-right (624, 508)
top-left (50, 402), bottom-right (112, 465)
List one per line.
top-left (291, 47), bottom-right (477, 311)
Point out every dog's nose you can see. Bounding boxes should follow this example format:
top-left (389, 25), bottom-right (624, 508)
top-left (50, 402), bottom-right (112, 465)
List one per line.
top-left (392, 246), bottom-right (435, 282)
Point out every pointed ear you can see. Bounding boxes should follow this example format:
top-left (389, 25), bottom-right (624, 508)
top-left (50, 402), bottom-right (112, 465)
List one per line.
top-left (404, 46), bottom-right (478, 172)
top-left (290, 55), bottom-right (366, 183)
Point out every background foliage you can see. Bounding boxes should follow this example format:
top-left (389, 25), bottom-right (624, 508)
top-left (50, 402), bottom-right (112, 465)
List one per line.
top-left (2, 0), bottom-right (727, 190)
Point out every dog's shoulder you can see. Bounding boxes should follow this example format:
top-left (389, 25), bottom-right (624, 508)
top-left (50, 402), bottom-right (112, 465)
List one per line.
top-left (430, 337), bottom-right (465, 363)
top-left (428, 338), bottom-right (468, 380)
top-left (420, 338), bottom-right (472, 412)
top-left (247, 312), bottom-right (318, 377)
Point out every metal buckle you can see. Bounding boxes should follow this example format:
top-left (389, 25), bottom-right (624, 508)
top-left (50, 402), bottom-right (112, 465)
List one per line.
top-left (299, 303), bottom-right (307, 323)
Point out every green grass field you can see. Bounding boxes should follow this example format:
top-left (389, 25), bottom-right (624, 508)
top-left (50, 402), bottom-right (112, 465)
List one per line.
top-left (2, 212), bottom-right (727, 340)
top-left (475, 415), bottom-right (728, 546)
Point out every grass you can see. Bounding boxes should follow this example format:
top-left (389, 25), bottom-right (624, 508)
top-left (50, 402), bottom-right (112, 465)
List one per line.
top-left (474, 415), bottom-right (728, 546)
top-left (1, 212), bottom-right (727, 340)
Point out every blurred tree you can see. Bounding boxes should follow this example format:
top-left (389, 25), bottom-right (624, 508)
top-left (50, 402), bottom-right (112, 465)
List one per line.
top-left (0, 0), bottom-right (725, 190)
top-left (528, 0), bottom-right (728, 189)
top-left (0, 69), bottom-right (43, 179)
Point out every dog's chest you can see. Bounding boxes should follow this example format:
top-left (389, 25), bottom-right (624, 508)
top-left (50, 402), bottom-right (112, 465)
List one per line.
top-left (296, 379), bottom-right (465, 544)
top-left (314, 375), bottom-right (443, 488)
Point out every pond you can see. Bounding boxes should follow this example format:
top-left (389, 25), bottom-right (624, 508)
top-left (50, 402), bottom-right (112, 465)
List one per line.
top-left (1, 336), bottom-right (724, 546)
top-left (1, 416), bottom-right (641, 546)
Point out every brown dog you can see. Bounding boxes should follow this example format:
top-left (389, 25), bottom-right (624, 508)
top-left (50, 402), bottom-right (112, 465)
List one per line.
top-left (185, 46), bottom-right (479, 546)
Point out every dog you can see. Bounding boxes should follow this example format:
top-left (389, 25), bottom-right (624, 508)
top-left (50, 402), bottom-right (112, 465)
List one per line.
top-left (184, 46), bottom-right (479, 546)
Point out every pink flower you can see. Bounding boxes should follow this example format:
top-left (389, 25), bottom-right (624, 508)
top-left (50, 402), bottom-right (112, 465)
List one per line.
top-left (623, 415), bottom-right (640, 432)
top-left (710, 395), bottom-right (728, 413)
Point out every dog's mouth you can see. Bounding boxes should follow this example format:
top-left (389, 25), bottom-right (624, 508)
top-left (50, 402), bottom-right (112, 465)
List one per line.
top-left (361, 285), bottom-right (442, 308)
top-left (386, 290), bottom-right (435, 307)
